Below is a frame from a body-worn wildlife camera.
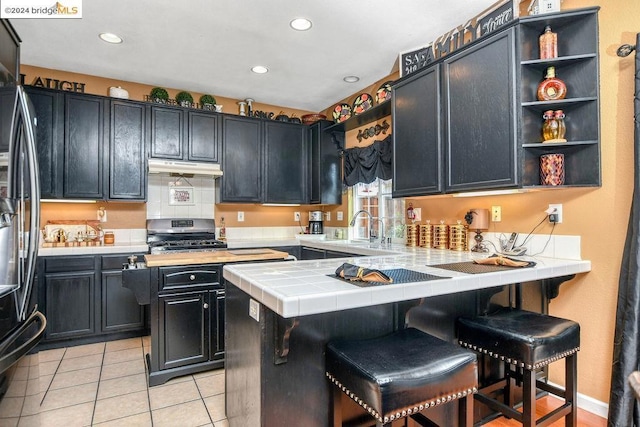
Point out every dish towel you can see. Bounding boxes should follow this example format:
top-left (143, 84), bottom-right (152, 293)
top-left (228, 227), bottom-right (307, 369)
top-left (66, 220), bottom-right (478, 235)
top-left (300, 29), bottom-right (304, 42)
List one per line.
top-left (473, 255), bottom-right (536, 268)
top-left (335, 263), bottom-right (393, 283)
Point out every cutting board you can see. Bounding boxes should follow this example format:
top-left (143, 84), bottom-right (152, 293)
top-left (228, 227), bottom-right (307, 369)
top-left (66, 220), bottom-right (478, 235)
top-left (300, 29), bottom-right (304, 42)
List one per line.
top-left (144, 249), bottom-right (289, 267)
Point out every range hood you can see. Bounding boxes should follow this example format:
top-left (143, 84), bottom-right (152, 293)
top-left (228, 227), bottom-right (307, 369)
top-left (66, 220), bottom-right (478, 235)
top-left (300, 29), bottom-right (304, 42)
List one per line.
top-left (147, 159), bottom-right (223, 177)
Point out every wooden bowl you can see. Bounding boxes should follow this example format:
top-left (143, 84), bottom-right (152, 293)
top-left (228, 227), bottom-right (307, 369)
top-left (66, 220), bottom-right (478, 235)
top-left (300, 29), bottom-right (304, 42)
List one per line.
top-left (301, 114), bottom-right (327, 125)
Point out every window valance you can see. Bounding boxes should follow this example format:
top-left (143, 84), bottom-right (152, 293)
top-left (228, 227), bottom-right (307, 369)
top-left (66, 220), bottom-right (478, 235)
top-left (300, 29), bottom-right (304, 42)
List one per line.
top-left (343, 135), bottom-right (393, 186)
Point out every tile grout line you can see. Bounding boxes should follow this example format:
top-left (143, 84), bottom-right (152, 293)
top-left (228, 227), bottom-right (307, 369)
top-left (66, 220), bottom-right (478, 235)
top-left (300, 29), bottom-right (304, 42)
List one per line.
top-left (89, 344), bottom-right (107, 426)
top-left (193, 374), bottom-right (216, 426)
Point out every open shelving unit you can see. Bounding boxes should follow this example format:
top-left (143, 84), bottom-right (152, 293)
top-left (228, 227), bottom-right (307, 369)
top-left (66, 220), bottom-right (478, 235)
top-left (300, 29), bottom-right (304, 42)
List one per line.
top-left (519, 7), bottom-right (601, 188)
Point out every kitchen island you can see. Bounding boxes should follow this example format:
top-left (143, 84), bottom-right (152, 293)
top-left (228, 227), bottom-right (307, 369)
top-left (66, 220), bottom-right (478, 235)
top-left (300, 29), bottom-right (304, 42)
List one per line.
top-left (222, 242), bottom-right (590, 426)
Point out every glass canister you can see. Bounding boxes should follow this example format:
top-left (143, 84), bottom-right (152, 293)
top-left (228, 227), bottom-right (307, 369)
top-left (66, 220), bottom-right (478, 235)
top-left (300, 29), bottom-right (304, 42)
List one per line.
top-left (419, 220), bottom-right (433, 248)
top-left (103, 231), bottom-right (115, 245)
top-left (542, 110), bottom-right (558, 142)
top-left (406, 224), bottom-right (419, 247)
top-left (433, 221), bottom-right (449, 249)
top-left (448, 221), bottom-right (468, 251)
top-left (540, 153), bottom-right (565, 186)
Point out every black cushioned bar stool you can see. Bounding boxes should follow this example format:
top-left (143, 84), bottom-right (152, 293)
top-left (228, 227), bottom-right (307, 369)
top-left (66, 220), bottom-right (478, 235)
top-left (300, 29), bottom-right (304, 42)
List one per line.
top-left (456, 308), bottom-right (580, 427)
top-left (326, 327), bottom-right (478, 427)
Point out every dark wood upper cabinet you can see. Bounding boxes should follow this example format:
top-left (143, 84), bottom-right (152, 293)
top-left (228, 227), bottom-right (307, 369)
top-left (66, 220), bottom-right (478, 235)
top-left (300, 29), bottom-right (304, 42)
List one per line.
top-left (264, 121), bottom-right (307, 204)
top-left (392, 65), bottom-right (443, 197)
top-left (110, 100), bottom-right (147, 200)
top-left (150, 105), bottom-right (184, 160)
top-left (220, 115), bottom-right (262, 203)
top-left (23, 87), bottom-right (62, 198)
top-left (443, 27), bottom-right (518, 192)
top-left (188, 111), bottom-right (219, 163)
top-left (63, 93), bottom-right (106, 199)
top-left (309, 120), bottom-right (342, 205)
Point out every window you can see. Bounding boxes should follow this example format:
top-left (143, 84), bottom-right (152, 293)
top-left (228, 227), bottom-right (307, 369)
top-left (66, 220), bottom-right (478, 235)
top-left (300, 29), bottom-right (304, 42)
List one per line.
top-left (349, 179), bottom-right (405, 242)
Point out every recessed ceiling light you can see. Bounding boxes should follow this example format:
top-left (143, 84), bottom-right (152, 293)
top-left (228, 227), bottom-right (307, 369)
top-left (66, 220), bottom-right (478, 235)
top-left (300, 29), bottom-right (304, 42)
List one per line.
top-left (290, 18), bottom-right (312, 31)
top-left (251, 65), bottom-right (269, 74)
top-left (343, 76), bottom-right (360, 83)
top-left (99, 33), bottom-right (123, 44)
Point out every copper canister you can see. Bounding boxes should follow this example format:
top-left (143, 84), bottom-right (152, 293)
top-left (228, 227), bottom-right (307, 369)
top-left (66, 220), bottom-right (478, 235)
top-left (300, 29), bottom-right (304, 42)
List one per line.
top-left (419, 221), bottom-right (433, 248)
top-left (406, 224), bottom-right (419, 247)
top-left (433, 222), bottom-right (449, 249)
top-left (448, 221), bottom-right (468, 251)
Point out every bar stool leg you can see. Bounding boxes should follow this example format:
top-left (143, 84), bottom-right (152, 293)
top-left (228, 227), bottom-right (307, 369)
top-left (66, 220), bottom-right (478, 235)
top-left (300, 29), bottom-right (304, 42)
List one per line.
top-left (459, 393), bottom-right (474, 427)
top-left (332, 384), bottom-right (342, 427)
top-left (522, 368), bottom-right (536, 427)
top-left (566, 353), bottom-right (577, 427)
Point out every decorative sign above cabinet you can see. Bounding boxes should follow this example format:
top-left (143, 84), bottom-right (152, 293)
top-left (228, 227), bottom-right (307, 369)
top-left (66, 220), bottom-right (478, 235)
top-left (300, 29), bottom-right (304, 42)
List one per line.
top-left (19, 73), bottom-right (85, 92)
top-left (400, 0), bottom-right (515, 77)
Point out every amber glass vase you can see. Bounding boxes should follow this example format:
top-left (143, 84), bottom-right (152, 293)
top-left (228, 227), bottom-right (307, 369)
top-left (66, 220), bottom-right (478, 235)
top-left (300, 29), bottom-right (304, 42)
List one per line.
top-left (537, 67), bottom-right (567, 101)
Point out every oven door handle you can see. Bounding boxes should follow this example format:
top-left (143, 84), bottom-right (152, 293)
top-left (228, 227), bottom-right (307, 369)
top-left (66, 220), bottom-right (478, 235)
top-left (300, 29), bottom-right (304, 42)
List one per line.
top-left (0, 308), bottom-right (46, 375)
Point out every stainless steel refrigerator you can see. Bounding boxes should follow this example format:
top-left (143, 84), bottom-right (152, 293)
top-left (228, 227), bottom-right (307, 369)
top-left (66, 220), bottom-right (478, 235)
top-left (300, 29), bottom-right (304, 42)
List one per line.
top-left (0, 19), bottom-right (46, 402)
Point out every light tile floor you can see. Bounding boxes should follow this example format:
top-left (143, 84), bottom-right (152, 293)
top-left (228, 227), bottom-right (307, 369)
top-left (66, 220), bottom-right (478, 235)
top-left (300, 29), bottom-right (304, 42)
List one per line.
top-left (0, 336), bottom-right (229, 427)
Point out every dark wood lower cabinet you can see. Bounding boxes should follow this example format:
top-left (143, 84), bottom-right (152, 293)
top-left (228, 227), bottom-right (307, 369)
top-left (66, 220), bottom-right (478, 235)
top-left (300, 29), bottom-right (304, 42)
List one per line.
top-left (38, 255), bottom-right (148, 349)
top-left (147, 264), bottom-right (225, 386)
top-left (44, 270), bottom-right (95, 341)
top-left (158, 291), bottom-right (209, 370)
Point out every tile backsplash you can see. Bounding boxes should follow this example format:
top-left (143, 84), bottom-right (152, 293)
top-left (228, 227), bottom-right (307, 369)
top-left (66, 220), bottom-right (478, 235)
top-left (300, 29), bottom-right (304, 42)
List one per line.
top-left (146, 174), bottom-right (216, 219)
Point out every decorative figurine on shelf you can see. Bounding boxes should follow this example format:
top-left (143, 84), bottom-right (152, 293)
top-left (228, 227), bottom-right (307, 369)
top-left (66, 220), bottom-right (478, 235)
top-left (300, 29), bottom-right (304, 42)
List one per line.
top-left (238, 101), bottom-right (247, 116)
top-left (537, 66), bottom-right (567, 101)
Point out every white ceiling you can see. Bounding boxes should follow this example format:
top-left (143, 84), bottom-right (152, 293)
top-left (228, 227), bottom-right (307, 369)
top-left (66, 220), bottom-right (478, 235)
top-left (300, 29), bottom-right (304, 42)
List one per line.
top-left (11, 0), bottom-right (498, 112)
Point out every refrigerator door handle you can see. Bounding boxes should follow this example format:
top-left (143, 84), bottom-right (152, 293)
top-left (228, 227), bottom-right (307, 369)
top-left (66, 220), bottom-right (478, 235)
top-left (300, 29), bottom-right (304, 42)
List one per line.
top-left (15, 86), bottom-right (40, 321)
top-left (0, 309), bottom-right (46, 375)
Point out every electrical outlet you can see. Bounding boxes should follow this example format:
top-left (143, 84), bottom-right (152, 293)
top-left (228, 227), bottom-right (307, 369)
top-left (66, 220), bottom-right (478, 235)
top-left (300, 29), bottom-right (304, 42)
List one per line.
top-left (325, 212), bottom-right (331, 221)
top-left (294, 212), bottom-right (300, 221)
top-left (548, 204), bottom-right (563, 223)
top-left (237, 211), bottom-right (245, 222)
top-left (491, 206), bottom-right (502, 222)
top-left (413, 207), bottom-right (422, 221)
top-left (249, 299), bottom-right (260, 321)
top-left (337, 211), bottom-right (343, 221)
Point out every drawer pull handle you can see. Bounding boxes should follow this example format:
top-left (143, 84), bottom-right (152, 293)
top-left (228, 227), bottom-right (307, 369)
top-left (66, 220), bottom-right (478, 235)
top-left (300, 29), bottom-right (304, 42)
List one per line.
top-left (190, 275), bottom-right (196, 281)
top-left (203, 303), bottom-right (209, 309)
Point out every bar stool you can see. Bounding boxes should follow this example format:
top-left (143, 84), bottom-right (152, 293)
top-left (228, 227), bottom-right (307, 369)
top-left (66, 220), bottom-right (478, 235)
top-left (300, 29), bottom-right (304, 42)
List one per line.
top-left (456, 307), bottom-right (580, 427)
top-left (325, 327), bottom-right (478, 426)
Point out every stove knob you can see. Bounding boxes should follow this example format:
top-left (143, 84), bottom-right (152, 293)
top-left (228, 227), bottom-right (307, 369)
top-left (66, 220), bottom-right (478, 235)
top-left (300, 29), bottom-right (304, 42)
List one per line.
top-left (190, 274), bottom-right (196, 281)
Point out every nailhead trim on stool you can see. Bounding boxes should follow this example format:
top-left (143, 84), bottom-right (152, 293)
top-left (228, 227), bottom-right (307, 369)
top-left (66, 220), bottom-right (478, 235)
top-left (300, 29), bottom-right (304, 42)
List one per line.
top-left (458, 341), bottom-right (580, 370)
top-left (326, 372), bottom-right (477, 424)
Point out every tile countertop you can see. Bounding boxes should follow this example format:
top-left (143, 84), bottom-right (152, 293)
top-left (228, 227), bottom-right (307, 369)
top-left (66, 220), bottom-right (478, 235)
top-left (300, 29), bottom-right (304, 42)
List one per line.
top-left (222, 239), bottom-right (591, 319)
top-left (38, 242), bottom-right (149, 256)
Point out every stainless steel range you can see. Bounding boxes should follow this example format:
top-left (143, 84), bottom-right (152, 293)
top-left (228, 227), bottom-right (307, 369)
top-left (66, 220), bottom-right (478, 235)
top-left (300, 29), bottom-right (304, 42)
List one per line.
top-left (146, 218), bottom-right (227, 254)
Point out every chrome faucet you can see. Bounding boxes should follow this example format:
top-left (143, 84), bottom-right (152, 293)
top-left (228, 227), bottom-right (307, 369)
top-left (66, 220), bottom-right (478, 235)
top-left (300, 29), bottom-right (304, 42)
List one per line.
top-left (349, 210), bottom-right (384, 244)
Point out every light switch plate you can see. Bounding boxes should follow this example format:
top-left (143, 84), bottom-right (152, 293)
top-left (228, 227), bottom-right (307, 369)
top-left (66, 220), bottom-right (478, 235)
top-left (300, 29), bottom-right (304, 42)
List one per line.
top-left (237, 211), bottom-right (245, 222)
top-left (337, 211), bottom-right (343, 221)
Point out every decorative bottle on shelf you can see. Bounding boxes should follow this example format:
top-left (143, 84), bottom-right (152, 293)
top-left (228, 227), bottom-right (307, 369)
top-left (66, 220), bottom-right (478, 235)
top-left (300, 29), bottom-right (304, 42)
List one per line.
top-left (219, 217), bottom-right (226, 241)
top-left (537, 66), bottom-right (567, 101)
top-left (554, 110), bottom-right (567, 141)
top-left (542, 110), bottom-right (558, 141)
top-left (539, 25), bottom-right (558, 59)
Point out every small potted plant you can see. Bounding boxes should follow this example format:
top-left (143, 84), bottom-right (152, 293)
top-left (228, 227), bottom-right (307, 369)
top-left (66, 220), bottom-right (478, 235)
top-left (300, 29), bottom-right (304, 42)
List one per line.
top-left (176, 91), bottom-right (194, 108)
top-left (199, 94), bottom-right (217, 111)
top-left (150, 87), bottom-right (169, 104)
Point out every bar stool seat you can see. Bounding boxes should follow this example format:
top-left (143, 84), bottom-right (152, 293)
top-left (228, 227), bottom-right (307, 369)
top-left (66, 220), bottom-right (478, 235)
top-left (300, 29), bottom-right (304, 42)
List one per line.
top-left (326, 327), bottom-right (478, 426)
top-left (456, 307), bottom-right (580, 427)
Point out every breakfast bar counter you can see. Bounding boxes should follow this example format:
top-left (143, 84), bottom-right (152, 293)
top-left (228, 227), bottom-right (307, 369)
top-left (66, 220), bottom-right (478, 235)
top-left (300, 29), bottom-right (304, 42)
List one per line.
top-left (222, 242), bottom-right (590, 426)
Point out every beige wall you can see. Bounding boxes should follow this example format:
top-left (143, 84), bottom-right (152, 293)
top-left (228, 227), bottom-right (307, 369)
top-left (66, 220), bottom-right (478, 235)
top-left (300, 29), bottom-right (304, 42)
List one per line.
top-left (26, 0), bottom-right (640, 405)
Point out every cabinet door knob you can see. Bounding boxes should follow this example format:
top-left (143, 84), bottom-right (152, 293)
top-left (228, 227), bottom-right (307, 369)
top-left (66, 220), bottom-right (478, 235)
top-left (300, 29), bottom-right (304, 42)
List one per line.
top-left (190, 274), bottom-right (196, 281)
top-left (203, 303), bottom-right (209, 309)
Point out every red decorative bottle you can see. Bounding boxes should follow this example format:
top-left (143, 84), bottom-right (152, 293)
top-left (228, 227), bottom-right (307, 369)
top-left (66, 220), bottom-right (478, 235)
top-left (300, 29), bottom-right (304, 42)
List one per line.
top-left (539, 26), bottom-right (558, 59)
